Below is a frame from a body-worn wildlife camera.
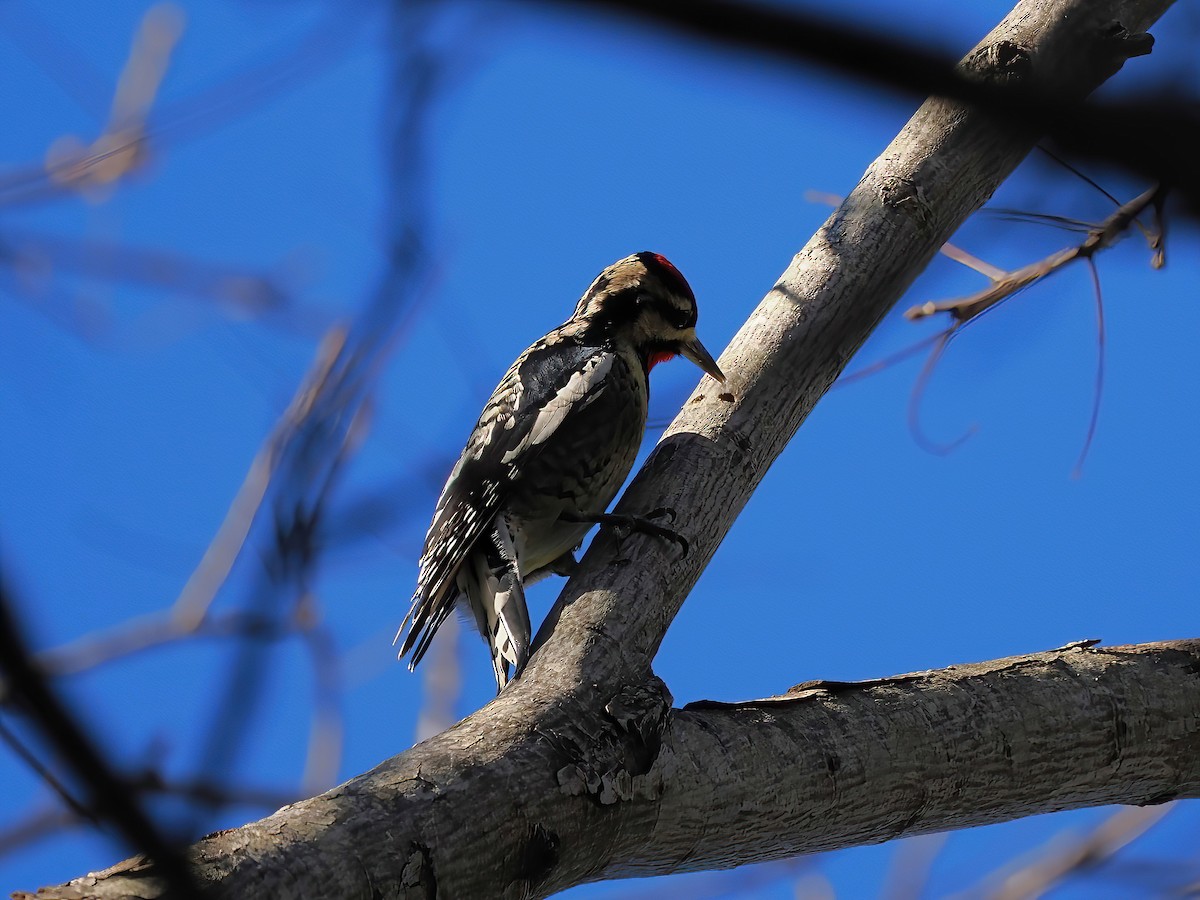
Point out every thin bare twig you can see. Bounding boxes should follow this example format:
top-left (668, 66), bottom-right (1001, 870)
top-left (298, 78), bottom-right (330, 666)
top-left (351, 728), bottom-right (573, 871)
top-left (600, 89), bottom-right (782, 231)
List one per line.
top-left (836, 328), bottom-right (951, 388)
top-left (172, 327), bottom-right (348, 629)
top-left (907, 329), bottom-right (976, 454)
top-left (1072, 257), bottom-right (1106, 477)
top-left (883, 833), bottom-right (950, 900)
top-left (0, 806), bottom-right (76, 857)
top-left (27, 611), bottom-right (287, 683)
top-left (896, 185), bottom-right (1163, 462)
top-left (0, 774), bottom-right (297, 859)
top-left (129, 769), bottom-right (296, 812)
top-left (938, 241), bottom-right (1009, 281)
top-left (0, 228), bottom-right (301, 324)
top-left (904, 185), bottom-right (1164, 325)
top-left (986, 210), bottom-right (1096, 233)
top-left (1036, 146), bottom-right (1125, 209)
top-left (0, 580), bottom-right (197, 896)
top-left (0, 716), bottom-right (92, 822)
top-left (295, 597), bottom-right (344, 794)
top-left (44, 3), bottom-right (183, 196)
top-left (188, 239), bottom-right (389, 810)
top-left (414, 615), bottom-right (461, 743)
top-left (808, 189), bottom-right (1008, 281)
top-left (1151, 189), bottom-right (1167, 269)
top-left (0, 4), bottom-right (368, 209)
top-left (975, 804), bottom-right (1176, 900)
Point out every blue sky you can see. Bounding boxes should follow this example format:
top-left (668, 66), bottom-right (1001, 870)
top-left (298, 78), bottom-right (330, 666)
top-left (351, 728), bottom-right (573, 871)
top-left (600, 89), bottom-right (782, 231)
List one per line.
top-left (1, 1), bottom-right (1197, 896)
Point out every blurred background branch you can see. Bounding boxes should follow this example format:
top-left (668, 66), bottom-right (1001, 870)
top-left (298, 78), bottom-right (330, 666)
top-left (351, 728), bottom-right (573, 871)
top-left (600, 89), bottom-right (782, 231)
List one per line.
top-left (2, 0), bottom-right (1197, 896)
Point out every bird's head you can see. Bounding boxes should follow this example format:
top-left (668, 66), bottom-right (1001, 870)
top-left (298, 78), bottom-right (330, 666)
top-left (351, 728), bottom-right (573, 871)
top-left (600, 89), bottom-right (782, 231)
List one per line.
top-left (570, 251), bottom-right (725, 382)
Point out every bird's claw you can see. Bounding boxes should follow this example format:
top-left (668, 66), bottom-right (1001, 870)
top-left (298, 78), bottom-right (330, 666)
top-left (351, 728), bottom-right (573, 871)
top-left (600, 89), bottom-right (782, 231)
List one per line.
top-left (621, 512), bottom-right (688, 558)
top-left (645, 506), bottom-right (678, 525)
top-left (561, 509), bottom-right (688, 558)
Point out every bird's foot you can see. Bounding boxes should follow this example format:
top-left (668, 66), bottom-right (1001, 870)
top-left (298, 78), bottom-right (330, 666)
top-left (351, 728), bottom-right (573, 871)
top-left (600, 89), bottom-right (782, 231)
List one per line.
top-left (562, 509), bottom-right (688, 558)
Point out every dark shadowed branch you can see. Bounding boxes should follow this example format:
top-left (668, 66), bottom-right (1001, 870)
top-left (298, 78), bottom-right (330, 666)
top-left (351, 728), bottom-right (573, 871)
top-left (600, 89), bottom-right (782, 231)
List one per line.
top-left (0, 0), bottom-right (455, 884)
top-left (0, 581), bottom-right (197, 898)
top-left (550, 0), bottom-right (1200, 212)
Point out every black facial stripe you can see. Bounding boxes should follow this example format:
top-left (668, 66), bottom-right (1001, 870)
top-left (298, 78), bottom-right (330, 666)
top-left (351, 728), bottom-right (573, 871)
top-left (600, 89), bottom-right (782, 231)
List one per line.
top-left (577, 286), bottom-right (638, 337)
top-left (596, 291), bottom-right (695, 335)
top-left (645, 338), bottom-right (678, 356)
top-left (668, 302), bottom-right (696, 330)
top-left (642, 293), bottom-right (696, 330)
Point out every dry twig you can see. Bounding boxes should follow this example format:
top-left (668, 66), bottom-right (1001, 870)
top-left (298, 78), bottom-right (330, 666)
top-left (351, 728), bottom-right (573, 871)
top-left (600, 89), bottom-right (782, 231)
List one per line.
top-left (904, 185), bottom-right (1165, 325)
top-left (965, 804), bottom-right (1176, 900)
top-left (899, 184), bottom-right (1164, 461)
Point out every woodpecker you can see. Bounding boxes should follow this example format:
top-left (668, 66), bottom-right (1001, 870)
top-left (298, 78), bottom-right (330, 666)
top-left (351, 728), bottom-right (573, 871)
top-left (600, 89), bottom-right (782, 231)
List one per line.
top-left (396, 252), bottom-right (725, 692)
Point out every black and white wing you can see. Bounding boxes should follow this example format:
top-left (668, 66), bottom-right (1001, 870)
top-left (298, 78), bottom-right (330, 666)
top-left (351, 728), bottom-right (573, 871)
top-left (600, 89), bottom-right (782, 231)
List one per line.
top-left (396, 337), bottom-right (615, 667)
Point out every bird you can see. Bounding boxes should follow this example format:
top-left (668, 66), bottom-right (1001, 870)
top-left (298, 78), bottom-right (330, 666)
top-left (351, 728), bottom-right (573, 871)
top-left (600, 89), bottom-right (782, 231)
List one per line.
top-left (396, 251), bottom-right (725, 693)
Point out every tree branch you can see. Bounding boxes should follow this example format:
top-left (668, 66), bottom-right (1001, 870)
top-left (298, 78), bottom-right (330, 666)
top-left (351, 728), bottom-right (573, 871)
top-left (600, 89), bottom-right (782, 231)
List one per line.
top-left (21, 0), bottom-right (1183, 896)
top-left (528, 0), bottom-right (1175, 684)
top-left (641, 641), bottom-right (1199, 872)
top-left (0, 584), bottom-right (197, 899)
top-left (23, 640), bottom-right (1199, 898)
top-left (550, 0), bottom-right (1200, 212)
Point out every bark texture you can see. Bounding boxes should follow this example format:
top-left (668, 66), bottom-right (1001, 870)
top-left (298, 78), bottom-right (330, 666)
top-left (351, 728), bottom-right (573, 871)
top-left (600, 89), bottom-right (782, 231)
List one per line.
top-left (24, 641), bottom-right (1200, 899)
top-left (23, 0), bottom-right (1183, 897)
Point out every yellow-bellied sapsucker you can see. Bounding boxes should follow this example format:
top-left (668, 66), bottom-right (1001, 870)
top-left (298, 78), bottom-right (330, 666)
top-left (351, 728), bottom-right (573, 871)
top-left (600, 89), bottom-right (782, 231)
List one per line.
top-left (396, 252), bottom-right (725, 692)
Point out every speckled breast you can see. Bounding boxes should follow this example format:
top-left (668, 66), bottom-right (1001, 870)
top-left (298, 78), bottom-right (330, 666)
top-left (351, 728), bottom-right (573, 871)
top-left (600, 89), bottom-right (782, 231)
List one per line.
top-left (507, 350), bottom-right (648, 572)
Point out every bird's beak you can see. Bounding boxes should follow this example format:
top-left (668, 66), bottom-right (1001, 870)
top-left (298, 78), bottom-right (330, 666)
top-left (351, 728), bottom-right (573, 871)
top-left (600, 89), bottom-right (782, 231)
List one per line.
top-left (679, 334), bottom-right (726, 383)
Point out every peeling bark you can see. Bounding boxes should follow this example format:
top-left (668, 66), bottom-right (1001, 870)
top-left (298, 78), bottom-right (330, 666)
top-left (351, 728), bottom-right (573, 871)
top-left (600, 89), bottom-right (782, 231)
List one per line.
top-left (21, 0), bottom-right (1186, 897)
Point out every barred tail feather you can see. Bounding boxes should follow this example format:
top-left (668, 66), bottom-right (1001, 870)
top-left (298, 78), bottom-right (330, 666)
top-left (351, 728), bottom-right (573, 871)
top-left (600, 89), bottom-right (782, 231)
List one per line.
top-left (394, 589), bottom-right (424, 651)
top-left (461, 554), bottom-right (532, 694)
top-left (405, 602), bottom-right (455, 672)
top-left (400, 517), bottom-right (534, 692)
top-left (493, 572), bottom-right (531, 679)
top-left (491, 648), bottom-right (510, 692)
top-left (396, 581), bottom-right (454, 669)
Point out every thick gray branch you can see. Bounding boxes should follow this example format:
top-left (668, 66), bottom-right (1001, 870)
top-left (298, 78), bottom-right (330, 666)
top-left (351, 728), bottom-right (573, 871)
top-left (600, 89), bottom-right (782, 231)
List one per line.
top-left (25, 641), bottom-right (1200, 899)
top-left (22, 0), bottom-right (1181, 897)
top-left (625, 641), bottom-right (1200, 874)
top-left (529, 0), bottom-right (1175, 684)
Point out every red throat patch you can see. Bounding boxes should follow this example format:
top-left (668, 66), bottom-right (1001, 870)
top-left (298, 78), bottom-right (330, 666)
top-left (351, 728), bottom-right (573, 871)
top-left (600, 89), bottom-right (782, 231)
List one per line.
top-left (648, 351), bottom-right (677, 371)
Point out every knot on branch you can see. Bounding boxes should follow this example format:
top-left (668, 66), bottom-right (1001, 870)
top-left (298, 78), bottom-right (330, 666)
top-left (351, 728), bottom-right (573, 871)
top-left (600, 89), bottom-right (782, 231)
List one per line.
top-left (506, 823), bottom-right (560, 898)
top-left (604, 678), bottom-right (674, 778)
top-left (554, 676), bottom-right (673, 805)
top-left (877, 175), bottom-right (934, 234)
top-left (399, 842), bottom-right (437, 899)
top-left (964, 40), bottom-right (1033, 83)
top-left (1102, 21), bottom-right (1154, 60)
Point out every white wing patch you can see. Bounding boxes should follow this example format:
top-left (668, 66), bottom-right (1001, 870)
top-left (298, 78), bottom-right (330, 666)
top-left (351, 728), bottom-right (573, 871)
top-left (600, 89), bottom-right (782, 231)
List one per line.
top-left (501, 354), bottom-right (612, 464)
